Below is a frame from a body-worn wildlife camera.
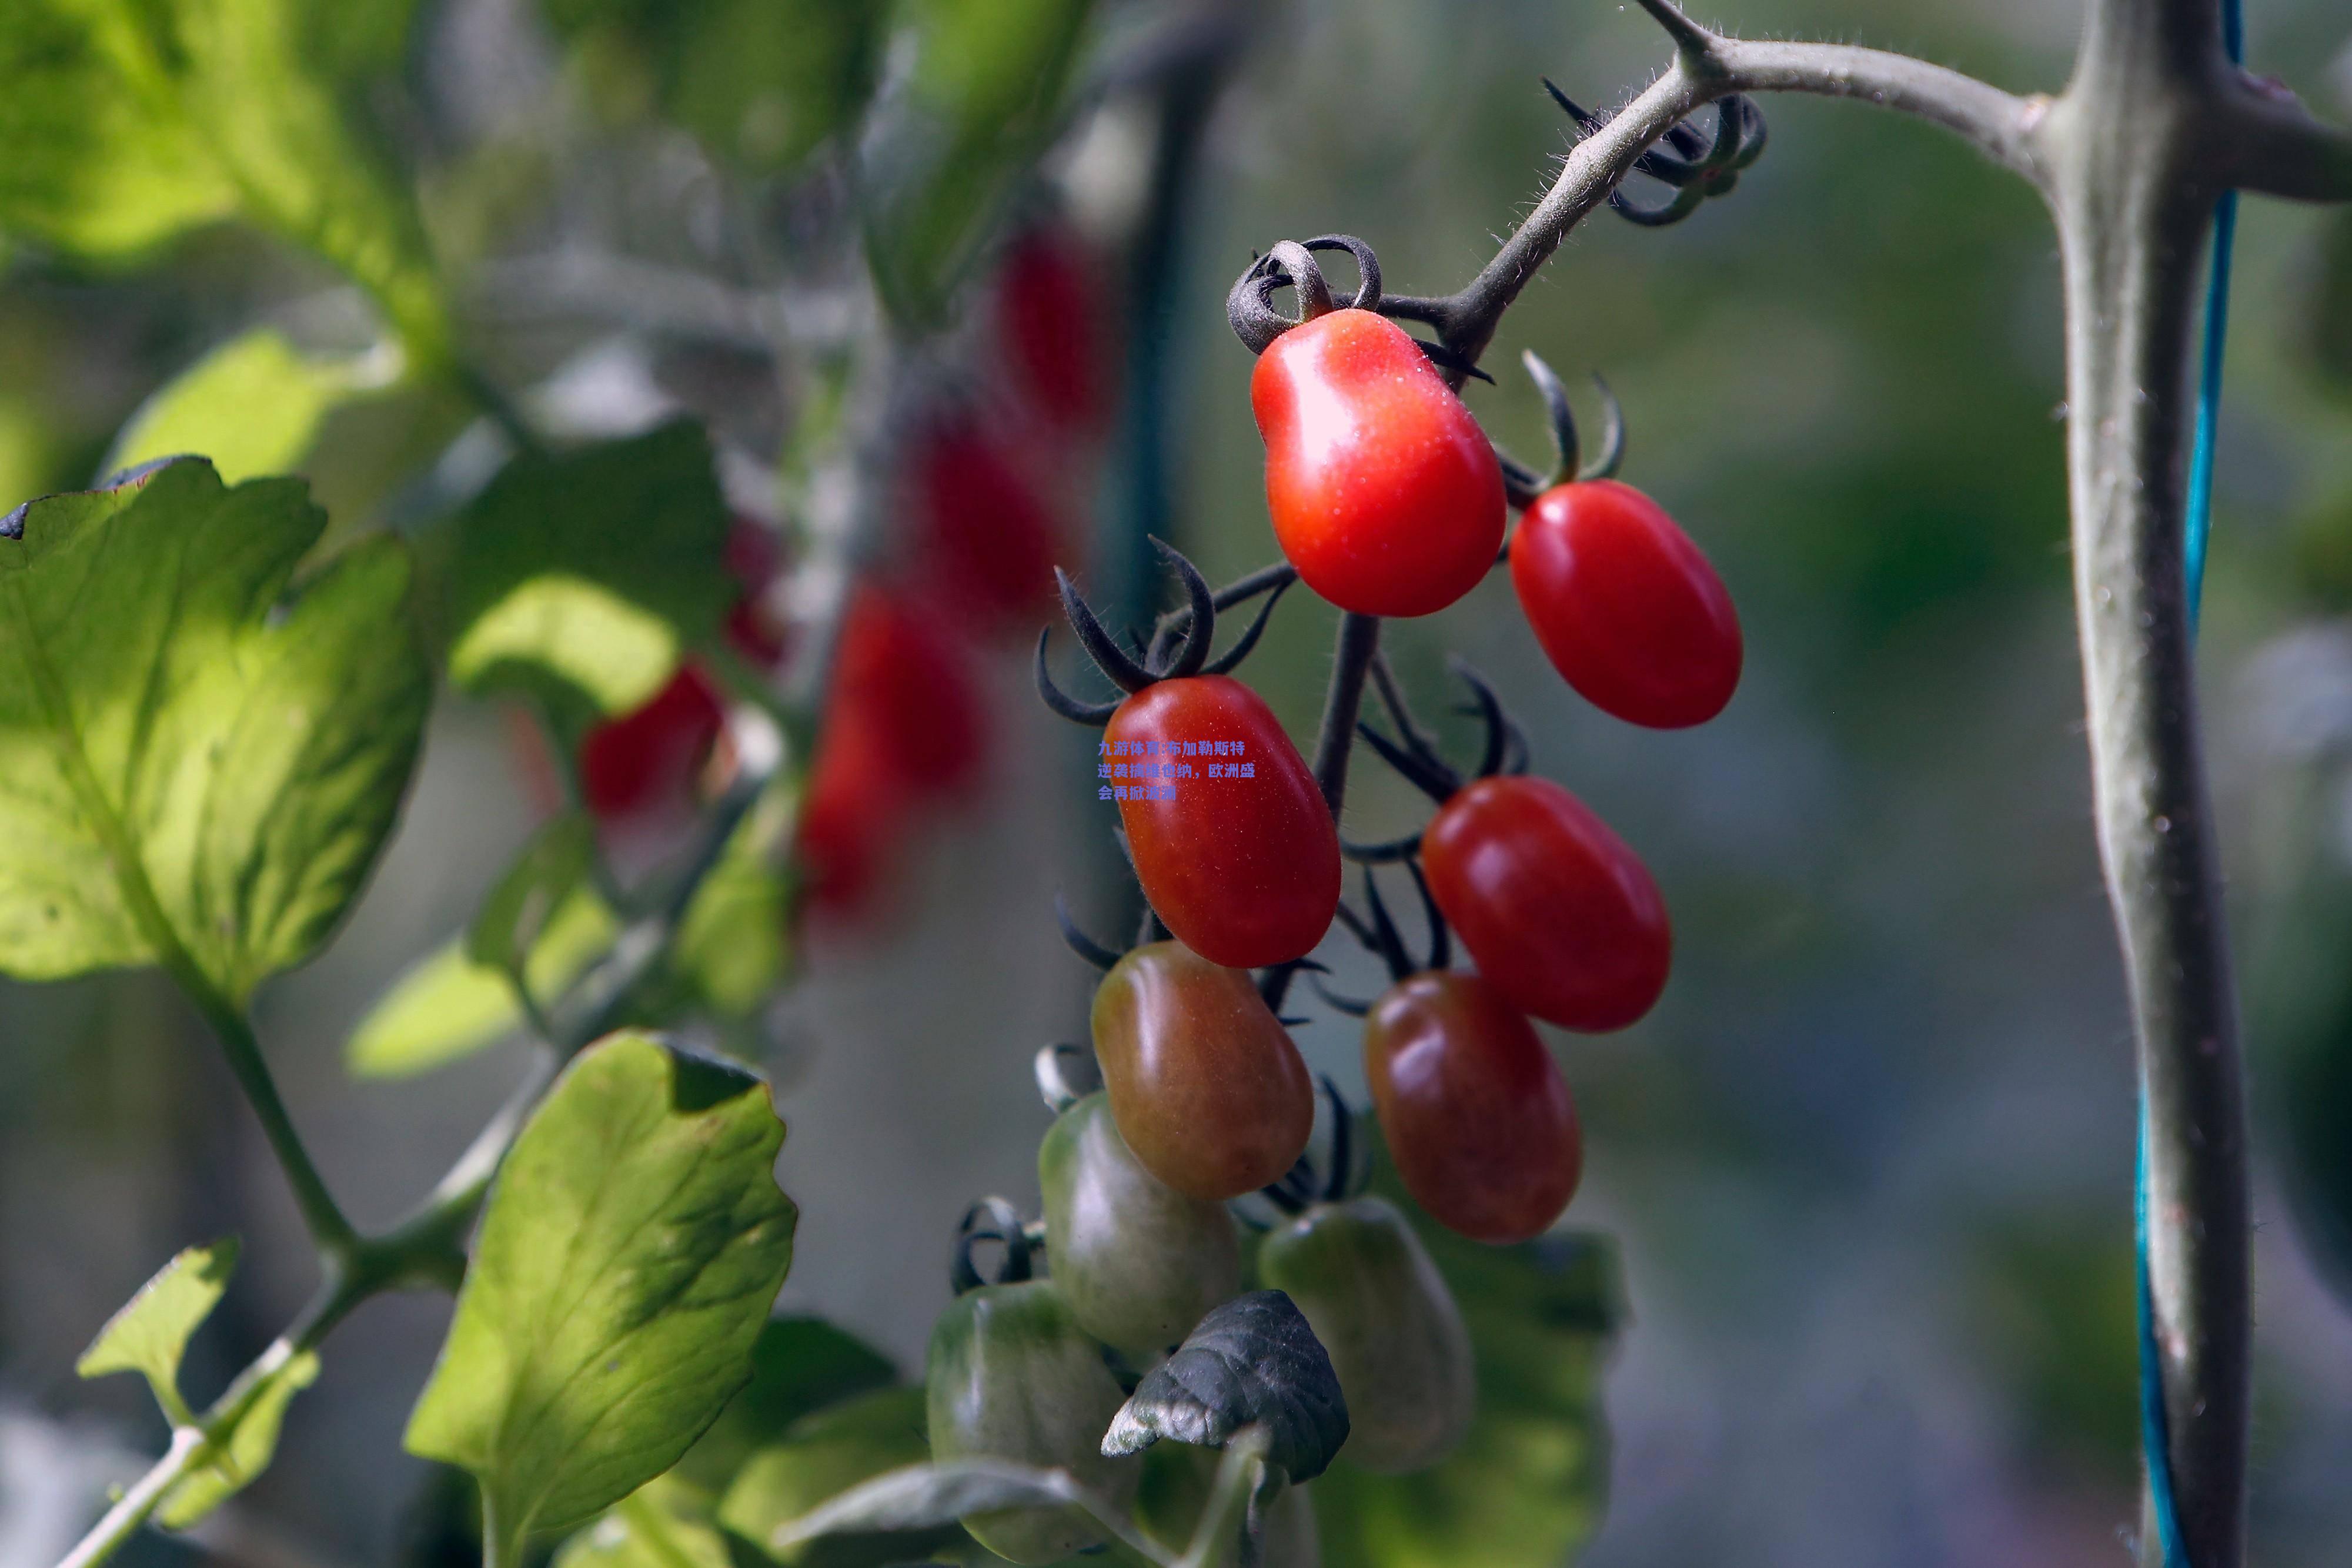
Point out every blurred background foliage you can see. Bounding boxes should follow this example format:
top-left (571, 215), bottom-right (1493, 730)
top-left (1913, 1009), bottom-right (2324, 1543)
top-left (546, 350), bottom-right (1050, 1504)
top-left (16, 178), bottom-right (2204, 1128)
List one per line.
top-left (5, 0), bottom-right (2352, 1564)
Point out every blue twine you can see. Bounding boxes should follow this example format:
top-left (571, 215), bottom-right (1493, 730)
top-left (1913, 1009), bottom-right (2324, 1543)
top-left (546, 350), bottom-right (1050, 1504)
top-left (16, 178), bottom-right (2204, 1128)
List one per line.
top-left (2136, 1), bottom-right (2241, 1561)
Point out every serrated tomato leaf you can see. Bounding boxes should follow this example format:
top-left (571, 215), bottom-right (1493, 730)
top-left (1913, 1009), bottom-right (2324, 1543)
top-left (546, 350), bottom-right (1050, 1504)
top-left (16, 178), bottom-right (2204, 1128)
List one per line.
top-left (0, 459), bottom-right (429, 1001)
top-left (405, 1031), bottom-right (797, 1553)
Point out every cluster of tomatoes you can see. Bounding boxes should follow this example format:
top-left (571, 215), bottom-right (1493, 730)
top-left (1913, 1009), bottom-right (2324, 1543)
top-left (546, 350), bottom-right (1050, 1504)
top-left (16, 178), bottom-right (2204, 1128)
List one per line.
top-left (566, 223), bottom-right (1112, 924)
top-left (921, 235), bottom-right (1743, 1549)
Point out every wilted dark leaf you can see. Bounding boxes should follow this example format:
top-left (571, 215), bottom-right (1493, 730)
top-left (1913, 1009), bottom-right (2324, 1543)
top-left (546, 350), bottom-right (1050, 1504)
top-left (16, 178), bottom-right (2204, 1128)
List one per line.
top-left (1101, 1291), bottom-right (1348, 1483)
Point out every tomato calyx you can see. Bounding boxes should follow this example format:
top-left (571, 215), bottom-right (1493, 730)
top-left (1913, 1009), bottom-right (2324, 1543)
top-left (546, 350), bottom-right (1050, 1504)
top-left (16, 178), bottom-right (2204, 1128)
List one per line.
top-left (951, 1195), bottom-right (1045, 1295)
top-left (1034, 1041), bottom-right (1106, 1115)
top-left (1034, 539), bottom-right (1294, 726)
top-left (1343, 661), bottom-right (1528, 864)
top-left (1544, 81), bottom-right (1768, 226)
top-left (1319, 865), bottom-right (1452, 1017)
top-left (1255, 1078), bottom-right (1371, 1218)
top-left (1227, 235), bottom-right (1495, 387)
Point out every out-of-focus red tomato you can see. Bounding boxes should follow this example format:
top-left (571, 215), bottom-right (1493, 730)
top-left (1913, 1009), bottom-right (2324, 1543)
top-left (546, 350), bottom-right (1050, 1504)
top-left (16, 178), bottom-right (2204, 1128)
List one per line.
top-left (997, 227), bottom-right (1109, 436)
top-left (831, 583), bottom-right (988, 799)
top-left (794, 699), bottom-right (914, 920)
top-left (577, 664), bottom-right (727, 820)
top-left (912, 420), bottom-right (1067, 637)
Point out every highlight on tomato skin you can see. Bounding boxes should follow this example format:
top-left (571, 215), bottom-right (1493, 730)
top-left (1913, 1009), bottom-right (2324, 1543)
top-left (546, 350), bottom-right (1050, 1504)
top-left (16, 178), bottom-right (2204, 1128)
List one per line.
top-left (1104, 674), bottom-right (1340, 969)
top-left (1249, 306), bottom-right (1506, 618)
top-left (1365, 970), bottom-right (1583, 1244)
top-left (1421, 774), bottom-right (1672, 1033)
top-left (1089, 941), bottom-right (1315, 1201)
top-left (1510, 478), bottom-right (1742, 729)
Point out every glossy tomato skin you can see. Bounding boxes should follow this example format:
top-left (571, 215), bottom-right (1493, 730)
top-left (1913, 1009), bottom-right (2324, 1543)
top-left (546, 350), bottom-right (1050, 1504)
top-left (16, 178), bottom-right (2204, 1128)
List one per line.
top-left (1107, 675), bottom-right (1338, 969)
top-left (1257, 1195), bottom-right (1475, 1471)
top-left (1251, 308), bottom-right (1505, 618)
top-left (1510, 480), bottom-right (1741, 728)
top-left (926, 1281), bottom-right (1138, 1563)
top-left (1366, 971), bottom-right (1583, 1242)
top-left (1038, 1092), bottom-right (1241, 1357)
top-left (577, 664), bottom-right (725, 819)
top-left (1090, 942), bottom-right (1314, 1201)
top-left (914, 420), bottom-right (1065, 634)
top-left (1422, 776), bottom-right (1671, 1032)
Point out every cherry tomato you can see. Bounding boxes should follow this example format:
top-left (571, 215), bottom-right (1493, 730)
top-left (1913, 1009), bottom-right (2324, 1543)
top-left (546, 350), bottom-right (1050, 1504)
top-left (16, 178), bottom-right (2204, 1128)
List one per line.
top-left (1365, 971), bottom-right (1583, 1242)
top-left (1250, 307), bottom-right (1505, 618)
top-left (926, 1281), bottom-right (1139, 1563)
top-left (1040, 1091), bottom-right (1241, 1357)
top-left (1421, 775), bottom-right (1670, 1032)
top-left (831, 583), bottom-right (987, 800)
top-left (1510, 479), bottom-right (1740, 728)
top-left (913, 420), bottom-right (1065, 635)
top-left (1257, 1194), bottom-right (1475, 1470)
top-left (1105, 674), bottom-right (1339, 969)
top-left (577, 663), bottom-right (725, 819)
top-left (793, 700), bottom-right (913, 920)
top-left (1090, 941), bottom-right (1314, 1200)
top-left (997, 226), bottom-right (1108, 435)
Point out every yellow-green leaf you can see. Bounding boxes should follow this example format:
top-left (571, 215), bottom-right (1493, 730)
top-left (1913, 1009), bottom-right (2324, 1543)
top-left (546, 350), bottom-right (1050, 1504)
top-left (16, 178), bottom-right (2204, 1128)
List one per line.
top-left (106, 329), bottom-right (387, 486)
top-left (405, 1032), bottom-right (797, 1553)
top-left (156, 1346), bottom-right (321, 1527)
top-left (0, 459), bottom-right (429, 1001)
top-left (76, 1236), bottom-right (241, 1425)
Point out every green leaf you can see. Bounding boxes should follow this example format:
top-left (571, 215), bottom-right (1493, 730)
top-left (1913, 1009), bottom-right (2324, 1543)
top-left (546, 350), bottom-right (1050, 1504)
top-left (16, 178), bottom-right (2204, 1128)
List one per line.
top-left (442, 423), bottom-right (733, 729)
top-left (1103, 1293), bottom-right (1349, 1485)
top-left (405, 1031), bottom-right (798, 1553)
top-left (760, 1462), bottom-right (1111, 1556)
top-left (678, 1315), bottom-right (898, 1491)
top-left (545, 0), bottom-right (883, 173)
top-left (719, 1386), bottom-right (960, 1568)
top-left (156, 1346), bottom-right (321, 1527)
top-left (645, 783), bottom-right (796, 1019)
top-left (0, 0), bottom-right (447, 360)
top-left (556, 1475), bottom-right (734, 1568)
top-left (860, 0), bottom-right (1094, 324)
top-left (467, 813), bottom-right (601, 978)
top-left (348, 884), bottom-right (618, 1078)
top-left (105, 330), bottom-right (385, 487)
top-left (0, 459), bottom-right (430, 1001)
top-left (75, 1236), bottom-right (241, 1425)
top-left (1309, 1152), bottom-right (1621, 1568)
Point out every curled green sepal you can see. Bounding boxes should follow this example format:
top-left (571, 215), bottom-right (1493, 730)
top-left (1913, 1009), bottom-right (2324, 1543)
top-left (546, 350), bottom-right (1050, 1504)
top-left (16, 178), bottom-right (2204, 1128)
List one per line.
top-left (1101, 1290), bottom-right (1349, 1482)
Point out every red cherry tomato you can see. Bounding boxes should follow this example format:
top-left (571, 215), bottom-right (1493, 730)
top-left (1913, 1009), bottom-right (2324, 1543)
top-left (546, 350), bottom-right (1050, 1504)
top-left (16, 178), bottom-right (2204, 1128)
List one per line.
top-left (1510, 480), bottom-right (1740, 728)
top-left (833, 584), bottom-right (987, 800)
top-left (1421, 775), bottom-right (1669, 1032)
top-left (997, 228), bottom-right (1108, 435)
top-left (794, 700), bottom-right (914, 920)
top-left (914, 421), bottom-right (1066, 636)
top-left (1250, 307), bottom-right (1505, 618)
top-left (1104, 674), bottom-right (1339, 969)
top-left (1365, 971), bottom-right (1583, 1243)
top-left (577, 664), bottom-right (726, 820)
top-left (1090, 941), bottom-right (1314, 1199)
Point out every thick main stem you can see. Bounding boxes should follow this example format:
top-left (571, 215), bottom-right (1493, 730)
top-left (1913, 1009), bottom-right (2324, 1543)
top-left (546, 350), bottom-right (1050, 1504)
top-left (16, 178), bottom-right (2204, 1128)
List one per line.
top-left (2049, 16), bottom-right (2247, 1562)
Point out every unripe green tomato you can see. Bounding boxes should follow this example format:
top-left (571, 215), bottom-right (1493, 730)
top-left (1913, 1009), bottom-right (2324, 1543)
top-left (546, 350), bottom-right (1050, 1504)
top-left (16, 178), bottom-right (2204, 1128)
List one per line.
top-left (1256, 1196), bottom-right (1474, 1474)
top-left (1041, 1092), bottom-right (1243, 1357)
top-left (924, 1280), bottom-right (1138, 1563)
